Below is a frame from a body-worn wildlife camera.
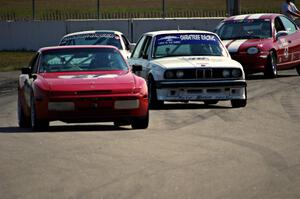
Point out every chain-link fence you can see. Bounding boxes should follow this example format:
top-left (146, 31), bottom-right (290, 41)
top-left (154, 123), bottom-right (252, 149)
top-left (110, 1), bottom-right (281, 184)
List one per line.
top-left (0, 0), bottom-right (285, 21)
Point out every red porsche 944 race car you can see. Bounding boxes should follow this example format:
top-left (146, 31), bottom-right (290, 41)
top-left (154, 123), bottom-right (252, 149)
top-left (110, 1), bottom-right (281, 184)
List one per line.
top-left (18, 46), bottom-right (149, 130)
top-left (216, 13), bottom-right (300, 77)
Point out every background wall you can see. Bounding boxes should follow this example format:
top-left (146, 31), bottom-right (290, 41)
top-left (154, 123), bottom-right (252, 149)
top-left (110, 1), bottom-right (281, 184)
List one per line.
top-left (0, 18), bottom-right (223, 51)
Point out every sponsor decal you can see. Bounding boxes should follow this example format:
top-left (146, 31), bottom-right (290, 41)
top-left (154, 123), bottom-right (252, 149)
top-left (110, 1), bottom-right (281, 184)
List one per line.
top-left (278, 38), bottom-right (289, 48)
top-left (226, 39), bottom-right (248, 53)
top-left (185, 57), bottom-right (209, 61)
top-left (182, 57), bottom-right (209, 67)
top-left (158, 36), bottom-right (179, 42)
top-left (284, 47), bottom-right (289, 59)
top-left (58, 74), bottom-right (118, 79)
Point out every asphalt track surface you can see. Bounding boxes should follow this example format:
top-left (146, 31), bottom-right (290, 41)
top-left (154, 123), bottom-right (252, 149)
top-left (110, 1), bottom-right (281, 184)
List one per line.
top-left (0, 70), bottom-right (299, 199)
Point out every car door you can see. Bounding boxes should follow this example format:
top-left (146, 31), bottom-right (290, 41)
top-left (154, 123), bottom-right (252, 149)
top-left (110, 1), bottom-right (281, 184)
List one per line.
top-left (275, 16), bottom-right (299, 68)
top-left (279, 16), bottom-right (300, 68)
top-left (128, 35), bottom-right (153, 80)
top-left (274, 16), bottom-right (291, 66)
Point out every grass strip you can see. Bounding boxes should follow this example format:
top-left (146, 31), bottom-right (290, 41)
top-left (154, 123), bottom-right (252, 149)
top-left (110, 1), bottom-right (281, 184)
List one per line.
top-left (0, 51), bottom-right (35, 72)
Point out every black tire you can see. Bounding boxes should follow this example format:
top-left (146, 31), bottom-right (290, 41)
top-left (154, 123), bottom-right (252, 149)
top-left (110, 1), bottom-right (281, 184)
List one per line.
top-left (264, 51), bottom-right (277, 78)
top-left (148, 77), bottom-right (164, 108)
top-left (131, 111), bottom-right (149, 129)
top-left (296, 65), bottom-right (300, 75)
top-left (17, 95), bottom-right (31, 128)
top-left (231, 99), bottom-right (247, 108)
top-left (30, 97), bottom-right (49, 131)
top-left (114, 120), bottom-right (131, 127)
top-left (204, 100), bottom-right (219, 105)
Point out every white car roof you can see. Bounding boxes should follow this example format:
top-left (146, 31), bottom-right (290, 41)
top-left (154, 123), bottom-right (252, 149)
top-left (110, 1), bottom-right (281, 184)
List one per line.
top-left (62, 30), bottom-right (123, 38)
top-left (144, 30), bottom-right (216, 37)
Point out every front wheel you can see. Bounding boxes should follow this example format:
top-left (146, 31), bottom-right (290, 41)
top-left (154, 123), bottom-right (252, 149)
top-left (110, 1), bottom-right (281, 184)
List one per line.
top-left (264, 51), bottom-right (277, 78)
top-left (18, 95), bottom-right (31, 128)
top-left (131, 111), bottom-right (149, 129)
top-left (296, 65), bottom-right (300, 75)
top-left (114, 120), bottom-right (131, 127)
top-left (30, 97), bottom-right (49, 131)
top-left (231, 99), bottom-right (247, 108)
top-left (148, 77), bottom-right (164, 108)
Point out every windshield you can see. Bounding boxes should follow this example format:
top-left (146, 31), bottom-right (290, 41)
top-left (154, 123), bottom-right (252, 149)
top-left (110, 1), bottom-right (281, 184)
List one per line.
top-left (59, 33), bottom-right (122, 49)
top-left (216, 19), bottom-right (272, 40)
top-left (39, 48), bottom-right (128, 73)
top-left (153, 33), bottom-right (226, 58)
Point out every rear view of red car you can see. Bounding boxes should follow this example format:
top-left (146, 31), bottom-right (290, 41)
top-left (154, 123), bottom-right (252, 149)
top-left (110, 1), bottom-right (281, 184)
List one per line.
top-left (18, 46), bottom-right (149, 130)
top-left (216, 13), bottom-right (300, 78)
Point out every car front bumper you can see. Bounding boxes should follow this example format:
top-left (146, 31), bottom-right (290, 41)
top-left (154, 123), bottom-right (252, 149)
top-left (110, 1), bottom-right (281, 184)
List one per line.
top-left (230, 52), bottom-right (269, 74)
top-left (35, 94), bottom-right (148, 122)
top-left (155, 80), bottom-right (247, 101)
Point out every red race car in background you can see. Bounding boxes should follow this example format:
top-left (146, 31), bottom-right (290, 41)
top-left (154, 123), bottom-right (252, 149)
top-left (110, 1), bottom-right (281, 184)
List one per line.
top-left (18, 46), bottom-right (149, 130)
top-left (215, 13), bottom-right (300, 78)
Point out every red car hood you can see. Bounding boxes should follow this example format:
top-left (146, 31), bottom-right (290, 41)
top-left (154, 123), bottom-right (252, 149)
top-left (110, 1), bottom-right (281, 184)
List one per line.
top-left (39, 71), bottom-right (136, 93)
top-left (222, 38), bottom-right (272, 53)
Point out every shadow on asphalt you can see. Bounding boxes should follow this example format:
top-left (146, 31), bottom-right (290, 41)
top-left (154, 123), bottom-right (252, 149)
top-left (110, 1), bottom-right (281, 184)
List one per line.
top-left (150, 102), bottom-right (232, 110)
top-left (246, 72), bottom-right (298, 80)
top-left (0, 124), bottom-right (130, 133)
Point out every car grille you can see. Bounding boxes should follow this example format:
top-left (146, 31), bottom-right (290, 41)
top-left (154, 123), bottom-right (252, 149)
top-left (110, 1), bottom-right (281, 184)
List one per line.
top-left (164, 68), bottom-right (237, 79)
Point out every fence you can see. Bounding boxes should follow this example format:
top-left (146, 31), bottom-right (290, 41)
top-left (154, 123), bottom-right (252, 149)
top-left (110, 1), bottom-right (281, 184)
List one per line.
top-left (0, 9), bottom-right (280, 21)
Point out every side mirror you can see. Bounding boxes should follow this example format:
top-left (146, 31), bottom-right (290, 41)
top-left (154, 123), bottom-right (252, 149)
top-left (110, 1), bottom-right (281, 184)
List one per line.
top-left (131, 64), bottom-right (143, 73)
top-left (142, 54), bottom-right (148, 60)
top-left (21, 67), bottom-right (31, 75)
top-left (275, 30), bottom-right (289, 41)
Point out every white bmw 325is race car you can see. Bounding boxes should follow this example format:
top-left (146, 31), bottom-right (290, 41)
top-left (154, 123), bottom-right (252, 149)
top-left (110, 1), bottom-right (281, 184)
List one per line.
top-left (128, 30), bottom-right (247, 108)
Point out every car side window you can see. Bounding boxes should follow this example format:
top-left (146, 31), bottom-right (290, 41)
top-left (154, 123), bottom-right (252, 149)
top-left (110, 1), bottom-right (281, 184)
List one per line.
top-left (274, 17), bottom-right (285, 33)
top-left (131, 36), bottom-right (146, 59)
top-left (279, 16), bottom-right (297, 34)
top-left (131, 36), bottom-right (152, 59)
top-left (140, 36), bottom-right (152, 59)
top-left (28, 53), bottom-right (39, 73)
top-left (121, 35), bottom-right (130, 50)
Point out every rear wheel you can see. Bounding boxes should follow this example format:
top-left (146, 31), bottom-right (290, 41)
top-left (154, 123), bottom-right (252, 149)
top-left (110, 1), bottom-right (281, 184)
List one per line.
top-left (30, 97), bottom-right (49, 131)
top-left (131, 111), bottom-right (149, 129)
top-left (148, 77), bottom-right (164, 108)
top-left (264, 51), bottom-right (277, 78)
top-left (18, 95), bottom-right (30, 128)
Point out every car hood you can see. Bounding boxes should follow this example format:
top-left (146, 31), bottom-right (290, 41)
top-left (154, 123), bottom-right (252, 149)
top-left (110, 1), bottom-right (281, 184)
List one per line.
top-left (222, 38), bottom-right (272, 53)
top-left (152, 56), bottom-right (242, 69)
top-left (38, 71), bottom-right (136, 93)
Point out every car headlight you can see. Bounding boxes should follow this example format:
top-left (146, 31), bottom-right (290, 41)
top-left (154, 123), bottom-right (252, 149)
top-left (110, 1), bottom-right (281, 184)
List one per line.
top-left (165, 70), bottom-right (174, 79)
top-left (222, 69), bottom-right (231, 78)
top-left (247, 47), bottom-right (259, 55)
top-left (231, 69), bottom-right (242, 78)
top-left (176, 70), bottom-right (184, 78)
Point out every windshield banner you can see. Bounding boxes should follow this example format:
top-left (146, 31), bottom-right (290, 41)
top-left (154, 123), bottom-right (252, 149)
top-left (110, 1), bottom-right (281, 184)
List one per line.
top-left (155, 34), bottom-right (219, 46)
top-left (61, 33), bottom-right (116, 42)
